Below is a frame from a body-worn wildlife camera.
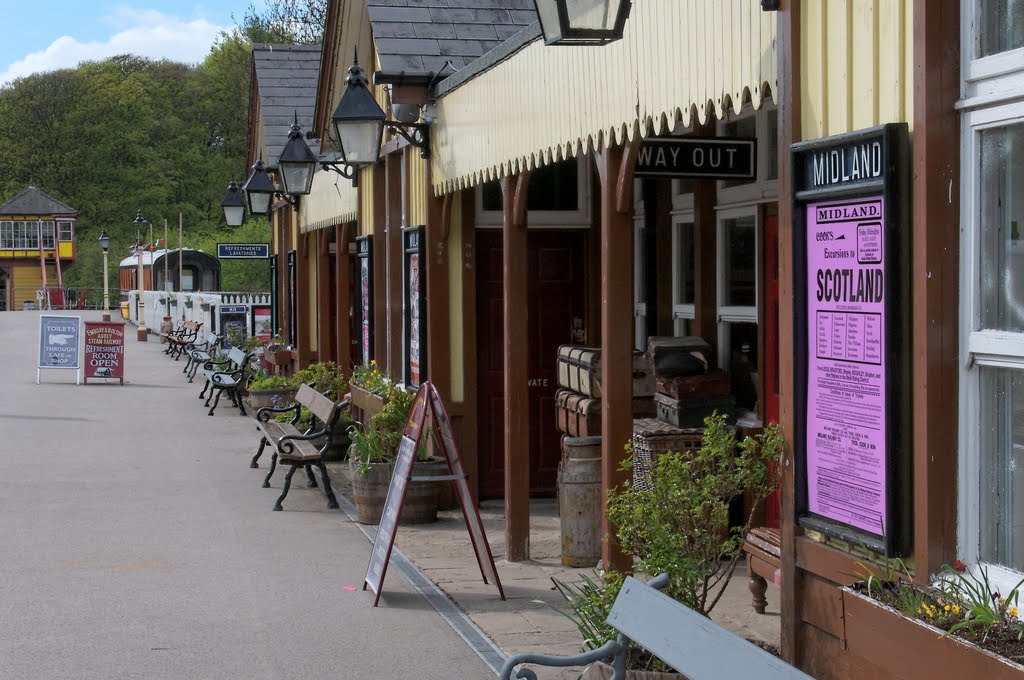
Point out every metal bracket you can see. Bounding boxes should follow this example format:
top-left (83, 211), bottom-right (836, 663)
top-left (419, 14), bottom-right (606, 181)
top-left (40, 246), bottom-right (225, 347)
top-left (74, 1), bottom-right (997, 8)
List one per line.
top-left (385, 121), bottom-right (431, 159)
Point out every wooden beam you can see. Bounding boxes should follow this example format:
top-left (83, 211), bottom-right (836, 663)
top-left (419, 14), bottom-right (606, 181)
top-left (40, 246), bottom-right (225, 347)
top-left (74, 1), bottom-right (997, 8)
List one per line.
top-left (461, 190), bottom-right (480, 497)
top-left (385, 152), bottom-right (404, 377)
top-left (372, 162), bottom-right (388, 368)
top-left (596, 144), bottom-right (634, 574)
top-left (426, 169), bottom-right (451, 400)
top-left (297, 228), bottom-right (311, 366)
top-left (317, 229), bottom-right (332, 364)
top-left (336, 223), bottom-right (352, 373)
top-left (655, 179), bottom-right (674, 336)
top-left (501, 171), bottom-right (530, 562)
top-left (777, 0), bottom-right (802, 667)
top-left (616, 135), bottom-right (640, 215)
top-left (911, 0), bottom-right (960, 581)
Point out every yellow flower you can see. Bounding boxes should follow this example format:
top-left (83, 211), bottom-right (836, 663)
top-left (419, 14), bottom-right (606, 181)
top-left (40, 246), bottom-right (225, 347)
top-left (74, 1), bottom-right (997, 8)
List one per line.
top-left (952, 605), bottom-right (961, 615)
top-left (1010, 607), bottom-right (1019, 618)
top-left (944, 605), bottom-right (951, 612)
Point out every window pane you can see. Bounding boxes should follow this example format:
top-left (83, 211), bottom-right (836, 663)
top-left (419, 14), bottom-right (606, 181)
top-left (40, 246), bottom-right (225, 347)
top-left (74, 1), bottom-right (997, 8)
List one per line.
top-left (40, 221), bottom-right (55, 249)
top-left (724, 321), bottom-right (759, 410)
top-left (766, 109), bottom-right (779, 181)
top-left (58, 221), bottom-right (73, 241)
top-left (980, 366), bottom-right (1024, 570)
top-left (722, 115), bottom-right (757, 188)
top-left (480, 160), bottom-right (579, 212)
top-left (979, 123), bottom-right (1024, 331)
top-left (0, 221), bottom-right (11, 248)
top-left (723, 215), bottom-right (757, 307)
top-left (675, 222), bottom-right (695, 305)
top-left (979, 0), bottom-right (1024, 57)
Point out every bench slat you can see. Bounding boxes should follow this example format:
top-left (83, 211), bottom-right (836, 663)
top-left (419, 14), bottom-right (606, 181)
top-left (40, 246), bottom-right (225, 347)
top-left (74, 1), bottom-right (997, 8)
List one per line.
top-left (294, 384), bottom-right (338, 424)
top-left (607, 577), bottom-right (812, 680)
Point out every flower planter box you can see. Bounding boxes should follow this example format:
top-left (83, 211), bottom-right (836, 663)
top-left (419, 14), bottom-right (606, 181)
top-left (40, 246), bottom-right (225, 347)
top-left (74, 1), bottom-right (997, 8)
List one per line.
top-left (265, 349), bottom-right (294, 367)
top-left (350, 384), bottom-right (386, 422)
top-left (246, 387), bottom-right (298, 411)
top-left (842, 587), bottom-right (1024, 679)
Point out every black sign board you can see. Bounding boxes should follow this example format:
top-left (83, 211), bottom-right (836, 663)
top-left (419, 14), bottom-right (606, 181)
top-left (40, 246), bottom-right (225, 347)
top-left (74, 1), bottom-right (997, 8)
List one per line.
top-left (217, 243), bottom-right (269, 259)
top-left (634, 138), bottom-right (756, 180)
top-left (791, 123), bottom-right (911, 556)
top-left (364, 382), bottom-right (504, 606)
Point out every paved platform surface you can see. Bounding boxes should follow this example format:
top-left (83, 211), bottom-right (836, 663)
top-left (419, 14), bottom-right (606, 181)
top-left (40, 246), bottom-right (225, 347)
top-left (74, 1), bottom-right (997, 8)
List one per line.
top-left (1, 310), bottom-right (780, 679)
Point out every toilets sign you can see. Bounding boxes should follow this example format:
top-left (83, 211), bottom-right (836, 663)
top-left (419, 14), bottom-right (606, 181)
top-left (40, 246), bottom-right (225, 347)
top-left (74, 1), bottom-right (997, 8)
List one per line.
top-left (634, 137), bottom-right (756, 180)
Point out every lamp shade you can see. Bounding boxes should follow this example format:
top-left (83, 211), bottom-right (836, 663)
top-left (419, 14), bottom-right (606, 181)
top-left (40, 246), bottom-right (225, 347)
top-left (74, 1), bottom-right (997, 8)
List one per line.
top-left (133, 210), bottom-right (147, 226)
top-left (277, 115), bottom-right (318, 196)
top-left (221, 180), bottom-right (246, 226)
top-left (98, 229), bottom-right (110, 252)
top-left (533, 0), bottom-right (631, 45)
top-left (331, 55), bottom-right (386, 166)
top-left (243, 158), bottom-right (275, 215)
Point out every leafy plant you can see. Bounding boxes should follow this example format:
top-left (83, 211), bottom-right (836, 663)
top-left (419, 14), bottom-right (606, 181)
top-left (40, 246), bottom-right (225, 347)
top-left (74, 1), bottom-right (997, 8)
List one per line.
top-left (606, 413), bottom-right (782, 617)
top-left (351, 360), bottom-right (389, 396)
top-left (368, 385), bottom-right (415, 456)
top-left (937, 563), bottom-right (1024, 641)
top-left (551, 572), bottom-right (623, 653)
top-left (293, 361), bottom-right (348, 398)
top-left (247, 369), bottom-right (297, 391)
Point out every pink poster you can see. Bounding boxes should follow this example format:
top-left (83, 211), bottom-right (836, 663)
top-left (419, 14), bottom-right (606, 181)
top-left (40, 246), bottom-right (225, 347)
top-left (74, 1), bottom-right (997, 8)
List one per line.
top-left (806, 197), bottom-right (886, 535)
top-left (408, 252), bottom-right (421, 385)
top-left (360, 258), bottom-right (371, 365)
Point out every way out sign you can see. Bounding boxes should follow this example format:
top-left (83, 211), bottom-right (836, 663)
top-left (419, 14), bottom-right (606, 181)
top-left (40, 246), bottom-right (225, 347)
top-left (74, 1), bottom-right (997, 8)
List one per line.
top-left (38, 315), bottom-right (81, 384)
top-left (634, 137), bottom-right (756, 180)
top-left (364, 381), bottom-right (504, 606)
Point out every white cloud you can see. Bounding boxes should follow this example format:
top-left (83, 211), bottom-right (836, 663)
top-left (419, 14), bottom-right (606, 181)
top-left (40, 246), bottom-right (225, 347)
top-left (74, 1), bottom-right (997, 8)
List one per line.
top-left (0, 8), bottom-right (230, 86)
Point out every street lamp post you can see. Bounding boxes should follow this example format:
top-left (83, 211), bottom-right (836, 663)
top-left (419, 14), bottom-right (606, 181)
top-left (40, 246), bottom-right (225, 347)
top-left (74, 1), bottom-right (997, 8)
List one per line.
top-left (133, 211), bottom-right (149, 341)
top-left (98, 229), bottom-right (111, 322)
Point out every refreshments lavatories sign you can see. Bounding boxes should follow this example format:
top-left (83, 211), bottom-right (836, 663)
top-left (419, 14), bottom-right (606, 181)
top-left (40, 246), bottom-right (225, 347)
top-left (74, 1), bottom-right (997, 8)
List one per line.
top-left (791, 123), bottom-right (911, 555)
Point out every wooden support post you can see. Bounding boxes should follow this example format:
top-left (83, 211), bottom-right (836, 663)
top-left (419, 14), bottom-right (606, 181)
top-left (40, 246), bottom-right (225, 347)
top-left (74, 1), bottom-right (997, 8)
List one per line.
top-left (460, 190), bottom-right (481, 497)
top-left (297, 228), bottom-right (311, 366)
top-left (372, 163), bottom-right (388, 368)
top-left (385, 152), bottom-right (404, 376)
top-left (426, 173), bottom-right (451, 400)
top-left (596, 142), bottom-right (637, 574)
top-left (335, 223), bottom-right (352, 373)
top-left (655, 180), bottom-right (674, 336)
top-left (501, 172), bottom-right (530, 562)
top-left (317, 229), bottom-right (332, 364)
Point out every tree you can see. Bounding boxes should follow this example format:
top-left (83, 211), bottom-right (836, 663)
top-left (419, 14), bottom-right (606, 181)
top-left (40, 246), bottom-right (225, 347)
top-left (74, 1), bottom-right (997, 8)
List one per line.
top-left (238, 0), bottom-right (327, 44)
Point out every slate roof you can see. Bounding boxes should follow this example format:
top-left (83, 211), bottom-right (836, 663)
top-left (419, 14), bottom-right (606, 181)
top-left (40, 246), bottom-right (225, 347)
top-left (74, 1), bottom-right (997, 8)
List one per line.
top-left (367, 0), bottom-right (538, 75)
top-left (252, 43), bottom-right (323, 168)
top-left (0, 186), bottom-right (78, 216)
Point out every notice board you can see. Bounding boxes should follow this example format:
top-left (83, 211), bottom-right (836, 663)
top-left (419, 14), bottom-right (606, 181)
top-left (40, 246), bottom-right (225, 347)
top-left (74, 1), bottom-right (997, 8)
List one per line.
top-left (37, 314), bottom-right (81, 384)
top-left (83, 322), bottom-right (125, 384)
top-left (791, 123), bottom-right (911, 555)
top-left (364, 382), bottom-right (504, 606)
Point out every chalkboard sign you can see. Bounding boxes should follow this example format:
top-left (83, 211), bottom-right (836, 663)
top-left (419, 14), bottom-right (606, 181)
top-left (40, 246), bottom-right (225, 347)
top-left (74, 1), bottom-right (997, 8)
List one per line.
top-left (37, 315), bottom-right (81, 384)
top-left (363, 382), bottom-right (504, 606)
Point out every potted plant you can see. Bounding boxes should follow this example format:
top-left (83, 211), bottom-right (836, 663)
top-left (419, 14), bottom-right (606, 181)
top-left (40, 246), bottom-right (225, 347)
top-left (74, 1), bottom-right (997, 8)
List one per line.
top-left (264, 332), bottom-right (294, 367)
top-left (199, 299), bottom-right (211, 312)
top-left (842, 559), bottom-right (1024, 677)
top-left (553, 413), bottom-right (783, 678)
top-left (245, 369), bottom-right (298, 411)
top-left (293, 361), bottom-right (351, 461)
top-left (349, 360), bottom-right (389, 421)
top-left (183, 294), bottom-right (193, 309)
top-left (348, 384), bottom-right (441, 524)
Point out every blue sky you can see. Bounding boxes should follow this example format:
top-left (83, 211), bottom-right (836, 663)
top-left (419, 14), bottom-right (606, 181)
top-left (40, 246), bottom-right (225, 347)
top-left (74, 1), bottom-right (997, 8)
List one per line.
top-left (0, 1), bottom-right (267, 86)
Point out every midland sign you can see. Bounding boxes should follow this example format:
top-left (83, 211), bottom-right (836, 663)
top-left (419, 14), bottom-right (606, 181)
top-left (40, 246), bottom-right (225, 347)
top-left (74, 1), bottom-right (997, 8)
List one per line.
top-left (634, 138), bottom-right (756, 180)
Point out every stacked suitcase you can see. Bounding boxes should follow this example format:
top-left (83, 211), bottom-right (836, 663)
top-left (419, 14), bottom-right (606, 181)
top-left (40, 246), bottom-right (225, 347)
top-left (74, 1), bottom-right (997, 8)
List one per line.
top-left (554, 345), bottom-right (656, 437)
top-left (648, 336), bottom-right (736, 428)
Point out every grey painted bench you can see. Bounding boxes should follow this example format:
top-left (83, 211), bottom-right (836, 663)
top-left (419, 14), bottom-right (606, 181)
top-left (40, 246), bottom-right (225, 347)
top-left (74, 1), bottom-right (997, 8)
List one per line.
top-left (182, 332), bottom-right (222, 383)
top-left (250, 384), bottom-right (346, 512)
top-left (198, 347), bottom-right (256, 416)
top-left (500, 574), bottom-right (812, 680)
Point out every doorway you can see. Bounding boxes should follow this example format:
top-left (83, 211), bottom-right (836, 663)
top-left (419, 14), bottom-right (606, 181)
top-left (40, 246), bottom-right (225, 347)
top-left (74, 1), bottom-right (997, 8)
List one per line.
top-left (476, 229), bottom-right (587, 499)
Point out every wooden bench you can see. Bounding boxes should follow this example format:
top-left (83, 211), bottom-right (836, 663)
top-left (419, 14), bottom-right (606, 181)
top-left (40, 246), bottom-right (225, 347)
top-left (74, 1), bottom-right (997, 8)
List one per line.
top-left (198, 347), bottom-right (256, 417)
top-left (182, 332), bottom-right (222, 382)
top-left (162, 321), bottom-right (202, 360)
top-left (250, 384), bottom-right (346, 512)
top-left (742, 526), bottom-right (782, 614)
top-left (500, 573), bottom-right (810, 680)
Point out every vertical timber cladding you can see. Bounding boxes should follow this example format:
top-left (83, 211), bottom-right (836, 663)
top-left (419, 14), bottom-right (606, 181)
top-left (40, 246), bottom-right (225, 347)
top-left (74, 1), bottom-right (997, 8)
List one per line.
top-left (403, 225), bottom-right (426, 388)
top-left (791, 123), bottom-right (911, 555)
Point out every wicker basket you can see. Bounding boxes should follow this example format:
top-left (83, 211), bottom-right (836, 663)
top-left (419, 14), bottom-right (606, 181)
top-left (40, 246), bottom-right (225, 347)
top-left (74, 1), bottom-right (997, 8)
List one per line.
top-left (630, 418), bottom-right (704, 492)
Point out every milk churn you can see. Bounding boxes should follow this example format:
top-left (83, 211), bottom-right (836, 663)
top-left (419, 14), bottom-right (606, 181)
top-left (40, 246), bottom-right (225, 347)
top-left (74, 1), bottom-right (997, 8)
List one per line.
top-left (558, 435), bottom-right (603, 567)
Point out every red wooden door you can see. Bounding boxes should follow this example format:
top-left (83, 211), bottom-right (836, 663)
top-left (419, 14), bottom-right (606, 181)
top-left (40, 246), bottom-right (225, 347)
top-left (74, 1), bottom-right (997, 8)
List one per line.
top-left (476, 230), bottom-right (586, 499)
top-left (763, 214), bottom-right (781, 528)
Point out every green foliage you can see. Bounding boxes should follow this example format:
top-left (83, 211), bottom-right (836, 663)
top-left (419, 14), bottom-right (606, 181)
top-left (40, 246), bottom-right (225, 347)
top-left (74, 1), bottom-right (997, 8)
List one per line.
top-left (247, 369), bottom-right (297, 391)
top-left (551, 572), bottom-right (623, 652)
top-left (606, 413), bottom-right (783, 617)
top-left (293, 361), bottom-right (349, 398)
top-left (369, 386), bottom-right (416, 456)
top-left (351, 360), bottom-right (389, 395)
top-left (238, 0), bottom-right (327, 44)
top-left (937, 564), bottom-right (1024, 641)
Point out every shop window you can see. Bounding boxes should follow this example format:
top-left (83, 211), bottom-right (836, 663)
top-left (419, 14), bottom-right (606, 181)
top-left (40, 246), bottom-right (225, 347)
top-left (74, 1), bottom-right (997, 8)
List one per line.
top-left (476, 156), bottom-right (591, 227)
top-left (0, 221), bottom-right (12, 249)
top-left (58, 221), bottom-right (73, 241)
top-left (40, 221), bottom-right (55, 249)
top-left (717, 209), bottom-right (758, 412)
top-left (960, 0), bottom-right (1024, 589)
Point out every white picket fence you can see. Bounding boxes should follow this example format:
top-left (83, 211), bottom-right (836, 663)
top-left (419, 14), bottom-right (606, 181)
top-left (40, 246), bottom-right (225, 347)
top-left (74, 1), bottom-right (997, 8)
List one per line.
top-left (126, 290), bottom-right (272, 340)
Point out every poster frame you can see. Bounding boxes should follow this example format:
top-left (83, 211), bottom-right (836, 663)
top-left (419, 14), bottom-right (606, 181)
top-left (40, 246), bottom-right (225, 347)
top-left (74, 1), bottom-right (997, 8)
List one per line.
top-left (791, 122), bottom-right (911, 556)
top-left (355, 235), bottom-right (374, 365)
top-left (37, 314), bottom-right (81, 384)
top-left (402, 225), bottom-right (426, 388)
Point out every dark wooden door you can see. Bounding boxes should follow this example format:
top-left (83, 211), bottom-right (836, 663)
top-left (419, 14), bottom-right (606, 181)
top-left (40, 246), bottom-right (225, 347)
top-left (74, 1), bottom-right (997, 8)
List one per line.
top-left (476, 229), bottom-right (587, 499)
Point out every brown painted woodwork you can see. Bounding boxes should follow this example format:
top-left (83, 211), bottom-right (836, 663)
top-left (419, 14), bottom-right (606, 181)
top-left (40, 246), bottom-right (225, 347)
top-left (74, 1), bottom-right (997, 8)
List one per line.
top-left (911, 0), bottom-right (960, 583)
top-left (277, 213), bottom-right (289, 346)
top-left (777, 0), bottom-right (802, 667)
top-left (596, 145), bottom-right (634, 574)
top-left (762, 212), bottom-right (782, 527)
top-left (476, 229), bottom-right (587, 499)
top-left (501, 172), bottom-right (530, 562)
top-left (797, 574), bottom-right (844, 639)
top-left (317, 229), bottom-right (333, 364)
top-left (797, 621), bottom-right (890, 680)
top-left (794, 537), bottom-right (860, 588)
top-left (655, 180), bottom-right (674, 336)
top-left (692, 120), bottom-right (718, 350)
top-left (372, 162), bottom-right (388, 368)
top-left (385, 153), bottom-right (404, 377)
top-left (335, 223), bottom-right (352, 373)
top-left (461, 190), bottom-right (480, 497)
top-left (616, 137), bottom-right (640, 215)
top-left (297, 229), bottom-right (311, 367)
top-left (426, 168), bottom-right (451, 401)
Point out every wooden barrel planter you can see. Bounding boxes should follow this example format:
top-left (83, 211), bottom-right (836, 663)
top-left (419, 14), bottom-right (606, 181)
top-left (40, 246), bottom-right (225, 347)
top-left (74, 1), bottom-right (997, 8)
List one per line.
top-left (349, 460), bottom-right (394, 524)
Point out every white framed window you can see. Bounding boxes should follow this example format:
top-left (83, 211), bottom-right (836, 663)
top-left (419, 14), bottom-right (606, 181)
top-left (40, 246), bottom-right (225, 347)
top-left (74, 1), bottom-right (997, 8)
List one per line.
top-left (40, 221), bottom-right (55, 249)
top-left (716, 101), bottom-right (779, 207)
top-left (959, 0), bottom-right (1024, 592)
top-left (58, 221), bottom-right (73, 241)
top-left (0, 221), bottom-right (12, 249)
top-left (671, 214), bottom-right (695, 337)
top-left (475, 156), bottom-right (592, 228)
top-left (717, 207), bottom-right (759, 411)
top-left (15, 221), bottom-right (39, 249)
top-left (634, 215), bottom-right (648, 350)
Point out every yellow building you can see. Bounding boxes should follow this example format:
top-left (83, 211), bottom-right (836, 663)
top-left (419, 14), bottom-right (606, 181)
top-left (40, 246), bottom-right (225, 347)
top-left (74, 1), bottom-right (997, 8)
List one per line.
top-left (0, 186), bottom-right (78, 311)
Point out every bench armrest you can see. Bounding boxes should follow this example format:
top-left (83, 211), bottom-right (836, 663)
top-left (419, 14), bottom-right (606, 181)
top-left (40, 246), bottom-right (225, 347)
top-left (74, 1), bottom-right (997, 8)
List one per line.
top-left (256, 402), bottom-right (300, 424)
top-left (210, 370), bottom-right (241, 385)
top-left (276, 428), bottom-right (330, 456)
top-left (500, 640), bottom-right (625, 680)
top-left (203, 357), bottom-right (232, 371)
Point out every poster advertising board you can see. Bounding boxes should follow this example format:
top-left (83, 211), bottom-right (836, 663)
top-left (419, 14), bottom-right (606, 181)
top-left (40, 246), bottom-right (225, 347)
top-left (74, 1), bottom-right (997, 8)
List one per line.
top-left (37, 315), bottom-right (81, 384)
top-left (356, 236), bottom-right (373, 365)
top-left (83, 322), bottom-right (125, 384)
top-left (219, 305), bottom-right (248, 349)
top-left (364, 382), bottom-right (504, 606)
top-left (791, 123), bottom-right (910, 555)
top-left (253, 306), bottom-right (273, 343)
top-left (403, 227), bottom-right (426, 387)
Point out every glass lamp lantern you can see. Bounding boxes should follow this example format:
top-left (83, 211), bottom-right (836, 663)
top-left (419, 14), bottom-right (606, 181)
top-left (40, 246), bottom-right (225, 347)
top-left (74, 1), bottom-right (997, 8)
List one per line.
top-left (221, 180), bottom-right (246, 226)
top-left (242, 159), bottom-right (275, 215)
top-left (330, 55), bottom-right (386, 166)
top-left (277, 116), bottom-right (318, 196)
top-left (533, 0), bottom-right (631, 46)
